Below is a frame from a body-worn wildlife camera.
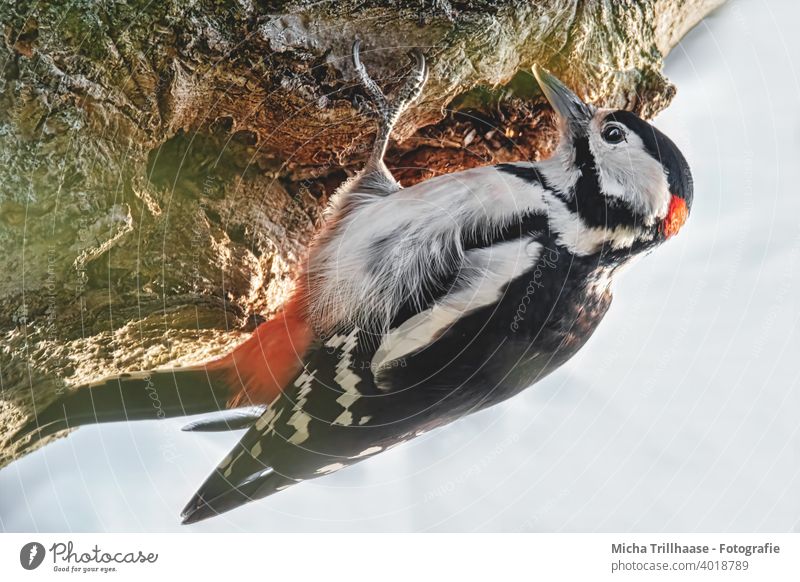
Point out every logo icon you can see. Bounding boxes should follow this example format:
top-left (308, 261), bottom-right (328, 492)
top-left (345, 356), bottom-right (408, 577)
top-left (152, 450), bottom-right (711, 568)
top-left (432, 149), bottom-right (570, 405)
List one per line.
top-left (19, 542), bottom-right (46, 570)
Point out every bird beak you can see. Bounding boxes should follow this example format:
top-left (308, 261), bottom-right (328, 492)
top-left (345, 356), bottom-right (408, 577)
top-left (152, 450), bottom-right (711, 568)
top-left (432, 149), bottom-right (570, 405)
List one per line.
top-left (532, 64), bottom-right (593, 132)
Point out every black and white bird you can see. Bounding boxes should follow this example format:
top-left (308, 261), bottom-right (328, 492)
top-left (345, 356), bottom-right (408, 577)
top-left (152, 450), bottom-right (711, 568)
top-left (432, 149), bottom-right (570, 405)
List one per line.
top-left (177, 41), bottom-right (693, 523)
top-left (15, 41), bottom-right (693, 523)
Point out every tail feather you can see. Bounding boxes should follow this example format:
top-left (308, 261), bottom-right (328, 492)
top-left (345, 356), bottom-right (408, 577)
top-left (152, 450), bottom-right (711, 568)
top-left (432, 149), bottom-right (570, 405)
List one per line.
top-left (180, 417), bottom-right (299, 524)
top-left (13, 366), bottom-right (233, 444)
top-left (181, 467), bottom-right (296, 524)
top-left (13, 294), bottom-right (314, 446)
top-left (181, 407), bottom-right (265, 432)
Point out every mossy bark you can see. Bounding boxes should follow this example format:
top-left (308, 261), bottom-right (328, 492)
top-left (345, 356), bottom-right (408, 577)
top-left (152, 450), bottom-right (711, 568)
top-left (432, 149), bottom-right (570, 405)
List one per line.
top-left (0, 0), bottom-right (723, 465)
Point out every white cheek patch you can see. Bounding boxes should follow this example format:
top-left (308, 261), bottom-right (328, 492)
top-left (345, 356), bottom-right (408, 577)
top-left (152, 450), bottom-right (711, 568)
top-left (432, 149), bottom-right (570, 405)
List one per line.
top-left (589, 115), bottom-right (671, 224)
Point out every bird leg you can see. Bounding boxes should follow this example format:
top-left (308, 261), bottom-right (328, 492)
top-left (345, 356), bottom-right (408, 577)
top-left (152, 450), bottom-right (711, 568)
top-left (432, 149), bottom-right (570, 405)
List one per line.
top-left (352, 40), bottom-right (428, 176)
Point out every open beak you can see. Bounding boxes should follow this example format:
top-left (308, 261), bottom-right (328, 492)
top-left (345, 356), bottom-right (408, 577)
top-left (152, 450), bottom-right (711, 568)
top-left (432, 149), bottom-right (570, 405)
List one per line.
top-left (532, 64), bottom-right (593, 131)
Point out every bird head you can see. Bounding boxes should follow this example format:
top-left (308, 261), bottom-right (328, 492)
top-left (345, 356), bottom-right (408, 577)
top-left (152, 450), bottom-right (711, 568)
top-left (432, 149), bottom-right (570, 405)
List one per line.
top-left (532, 65), bottom-right (693, 250)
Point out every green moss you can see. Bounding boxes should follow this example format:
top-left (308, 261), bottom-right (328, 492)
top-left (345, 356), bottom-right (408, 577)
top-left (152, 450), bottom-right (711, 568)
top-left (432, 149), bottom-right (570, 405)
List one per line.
top-left (448, 69), bottom-right (541, 112)
top-left (145, 129), bottom-right (261, 197)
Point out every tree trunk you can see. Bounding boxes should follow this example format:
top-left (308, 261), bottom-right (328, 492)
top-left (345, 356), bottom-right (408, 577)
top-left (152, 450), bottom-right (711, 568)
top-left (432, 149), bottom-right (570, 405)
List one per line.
top-left (0, 0), bottom-right (723, 465)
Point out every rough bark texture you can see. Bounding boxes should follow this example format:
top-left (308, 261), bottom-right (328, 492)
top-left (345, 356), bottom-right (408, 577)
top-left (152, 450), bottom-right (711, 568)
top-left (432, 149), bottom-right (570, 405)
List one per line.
top-left (0, 0), bottom-right (723, 466)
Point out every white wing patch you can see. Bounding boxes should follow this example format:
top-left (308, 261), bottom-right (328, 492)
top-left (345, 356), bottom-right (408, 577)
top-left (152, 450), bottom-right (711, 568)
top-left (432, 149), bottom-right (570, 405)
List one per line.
top-left (315, 462), bottom-right (345, 475)
top-left (220, 395), bottom-right (282, 479)
top-left (286, 369), bottom-right (316, 445)
top-left (223, 450), bottom-right (244, 479)
top-left (325, 329), bottom-right (362, 427)
top-left (351, 445), bottom-right (383, 459)
top-left (254, 406), bottom-right (283, 433)
top-left (372, 237), bottom-right (541, 369)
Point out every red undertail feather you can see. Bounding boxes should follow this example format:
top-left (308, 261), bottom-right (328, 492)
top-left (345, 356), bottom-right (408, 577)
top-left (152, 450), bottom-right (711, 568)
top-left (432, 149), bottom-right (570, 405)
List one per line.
top-left (207, 293), bottom-right (314, 408)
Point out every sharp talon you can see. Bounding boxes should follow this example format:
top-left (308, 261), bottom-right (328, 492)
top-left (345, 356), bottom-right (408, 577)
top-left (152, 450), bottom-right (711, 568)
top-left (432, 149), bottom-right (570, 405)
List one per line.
top-left (390, 48), bottom-right (427, 116)
top-left (352, 39), bottom-right (389, 116)
top-left (352, 39), bottom-right (362, 69)
top-left (406, 49), bottom-right (428, 95)
top-left (351, 39), bottom-right (429, 171)
top-left (408, 48), bottom-right (425, 71)
top-left (352, 93), bottom-right (367, 114)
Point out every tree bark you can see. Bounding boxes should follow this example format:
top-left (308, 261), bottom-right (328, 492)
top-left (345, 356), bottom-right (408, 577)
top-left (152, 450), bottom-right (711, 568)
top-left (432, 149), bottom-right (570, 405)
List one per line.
top-left (0, 0), bottom-right (723, 465)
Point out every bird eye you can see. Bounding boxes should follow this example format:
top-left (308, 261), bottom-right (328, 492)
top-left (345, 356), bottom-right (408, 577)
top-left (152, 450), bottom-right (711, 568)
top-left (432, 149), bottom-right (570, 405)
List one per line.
top-left (602, 125), bottom-right (625, 144)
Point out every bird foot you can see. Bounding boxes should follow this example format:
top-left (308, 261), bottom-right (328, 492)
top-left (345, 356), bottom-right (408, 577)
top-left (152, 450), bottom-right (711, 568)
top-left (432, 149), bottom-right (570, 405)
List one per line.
top-left (352, 40), bottom-right (428, 168)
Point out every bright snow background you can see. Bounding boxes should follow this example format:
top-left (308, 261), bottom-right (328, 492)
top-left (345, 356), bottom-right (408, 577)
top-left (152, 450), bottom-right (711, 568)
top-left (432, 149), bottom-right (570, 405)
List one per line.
top-left (2, 0), bottom-right (799, 532)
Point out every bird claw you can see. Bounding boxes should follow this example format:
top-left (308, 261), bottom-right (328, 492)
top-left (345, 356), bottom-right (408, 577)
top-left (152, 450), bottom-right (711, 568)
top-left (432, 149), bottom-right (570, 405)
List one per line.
top-left (393, 48), bottom-right (428, 115)
top-left (352, 41), bottom-right (427, 122)
top-left (351, 93), bottom-right (370, 116)
top-left (351, 40), bottom-right (428, 169)
top-left (352, 40), bottom-right (390, 118)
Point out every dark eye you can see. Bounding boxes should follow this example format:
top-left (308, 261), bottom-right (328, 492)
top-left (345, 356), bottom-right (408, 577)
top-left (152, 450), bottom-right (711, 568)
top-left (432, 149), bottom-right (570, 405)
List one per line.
top-left (602, 125), bottom-right (625, 144)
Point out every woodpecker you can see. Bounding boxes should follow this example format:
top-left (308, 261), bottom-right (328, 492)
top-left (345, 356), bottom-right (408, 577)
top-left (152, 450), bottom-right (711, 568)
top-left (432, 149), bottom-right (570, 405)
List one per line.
top-left (16, 42), bottom-right (693, 524)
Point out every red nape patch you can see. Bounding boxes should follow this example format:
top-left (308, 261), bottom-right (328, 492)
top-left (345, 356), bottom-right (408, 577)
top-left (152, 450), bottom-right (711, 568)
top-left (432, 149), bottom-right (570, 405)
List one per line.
top-left (207, 294), bottom-right (314, 408)
top-left (661, 194), bottom-right (688, 238)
